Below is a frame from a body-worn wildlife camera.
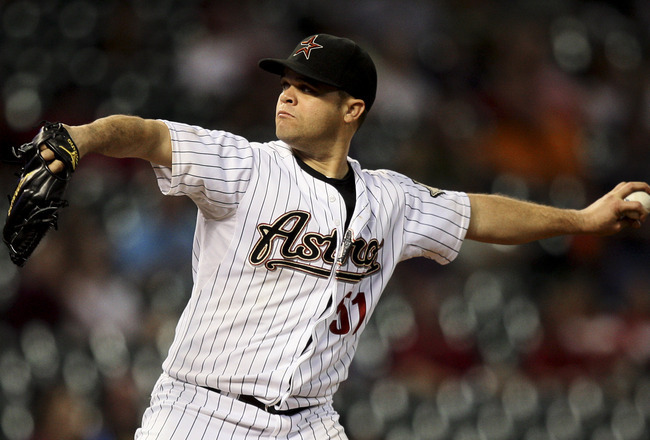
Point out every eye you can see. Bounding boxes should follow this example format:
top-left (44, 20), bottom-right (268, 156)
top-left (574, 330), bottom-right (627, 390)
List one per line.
top-left (279, 79), bottom-right (319, 95)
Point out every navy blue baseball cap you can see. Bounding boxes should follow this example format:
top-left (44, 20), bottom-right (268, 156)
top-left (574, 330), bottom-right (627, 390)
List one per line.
top-left (259, 34), bottom-right (377, 111)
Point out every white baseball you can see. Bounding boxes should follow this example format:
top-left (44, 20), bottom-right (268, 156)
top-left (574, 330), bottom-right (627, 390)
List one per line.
top-left (624, 191), bottom-right (650, 217)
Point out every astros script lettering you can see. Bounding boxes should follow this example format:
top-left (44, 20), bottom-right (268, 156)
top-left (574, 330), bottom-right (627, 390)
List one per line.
top-left (249, 210), bottom-right (383, 282)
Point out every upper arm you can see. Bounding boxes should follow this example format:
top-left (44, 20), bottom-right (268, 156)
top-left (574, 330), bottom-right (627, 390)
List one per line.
top-left (144, 119), bottom-right (172, 167)
top-left (398, 177), bottom-right (470, 263)
top-left (152, 122), bottom-right (256, 216)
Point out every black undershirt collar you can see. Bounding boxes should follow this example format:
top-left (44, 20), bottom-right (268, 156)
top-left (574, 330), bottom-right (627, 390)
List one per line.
top-left (294, 155), bottom-right (356, 230)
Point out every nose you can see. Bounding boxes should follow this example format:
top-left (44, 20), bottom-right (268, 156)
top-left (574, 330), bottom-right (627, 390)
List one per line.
top-left (280, 86), bottom-right (295, 104)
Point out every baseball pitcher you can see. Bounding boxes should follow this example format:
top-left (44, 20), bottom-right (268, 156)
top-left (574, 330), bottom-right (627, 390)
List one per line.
top-left (4, 34), bottom-right (649, 439)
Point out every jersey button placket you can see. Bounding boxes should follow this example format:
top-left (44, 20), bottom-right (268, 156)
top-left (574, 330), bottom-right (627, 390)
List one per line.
top-left (327, 192), bottom-right (343, 228)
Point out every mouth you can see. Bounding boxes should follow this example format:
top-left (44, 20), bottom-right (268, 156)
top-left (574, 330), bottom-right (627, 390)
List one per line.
top-left (277, 110), bottom-right (293, 119)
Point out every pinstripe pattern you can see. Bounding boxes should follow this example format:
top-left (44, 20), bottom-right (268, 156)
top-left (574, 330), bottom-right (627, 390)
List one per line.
top-left (135, 374), bottom-right (347, 439)
top-left (144, 120), bottom-right (470, 438)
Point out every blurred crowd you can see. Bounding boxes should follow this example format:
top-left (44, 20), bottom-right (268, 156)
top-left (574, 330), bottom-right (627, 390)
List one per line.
top-left (1, 0), bottom-right (650, 439)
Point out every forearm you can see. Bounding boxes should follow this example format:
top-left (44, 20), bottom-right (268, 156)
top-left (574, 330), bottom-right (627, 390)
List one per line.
top-left (466, 193), bottom-right (584, 245)
top-left (65, 115), bottom-right (171, 166)
top-left (466, 182), bottom-right (650, 244)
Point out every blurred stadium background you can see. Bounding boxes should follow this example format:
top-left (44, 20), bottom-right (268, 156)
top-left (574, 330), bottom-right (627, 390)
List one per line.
top-left (1, 0), bottom-right (650, 439)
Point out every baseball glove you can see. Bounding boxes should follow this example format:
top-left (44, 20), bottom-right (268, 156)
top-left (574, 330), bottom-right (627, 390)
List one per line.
top-left (3, 122), bottom-right (79, 266)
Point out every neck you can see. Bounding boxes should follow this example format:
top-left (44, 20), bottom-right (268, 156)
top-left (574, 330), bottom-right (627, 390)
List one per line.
top-left (292, 148), bottom-right (350, 179)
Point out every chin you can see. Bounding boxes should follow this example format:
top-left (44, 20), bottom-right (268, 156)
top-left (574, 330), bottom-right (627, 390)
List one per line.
top-left (276, 130), bottom-right (295, 144)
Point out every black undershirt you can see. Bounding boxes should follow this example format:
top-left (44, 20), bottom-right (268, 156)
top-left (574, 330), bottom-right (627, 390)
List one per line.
top-left (294, 155), bottom-right (356, 230)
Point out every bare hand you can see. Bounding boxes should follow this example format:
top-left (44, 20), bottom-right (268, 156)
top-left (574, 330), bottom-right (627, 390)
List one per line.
top-left (579, 182), bottom-right (650, 235)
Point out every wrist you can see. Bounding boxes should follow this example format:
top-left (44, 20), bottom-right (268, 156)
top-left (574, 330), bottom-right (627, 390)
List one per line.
top-left (570, 209), bottom-right (588, 234)
top-left (63, 124), bottom-right (90, 159)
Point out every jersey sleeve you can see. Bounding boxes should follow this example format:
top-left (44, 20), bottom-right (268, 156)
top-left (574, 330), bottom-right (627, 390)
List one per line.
top-left (399, 176), bottom-right (471, 264)
top-left (152, 120), bottom-right (254, 219)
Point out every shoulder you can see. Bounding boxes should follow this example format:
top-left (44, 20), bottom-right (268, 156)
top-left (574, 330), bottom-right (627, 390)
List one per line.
top-left (161, 120), bottom-right (291, 159)
top-left (351, 162), bottom-right (414, 192)
top-left (252, 139), bottom-right (293, 158)
top-left (352, 162), bottom-right (468, 207)
top-left (161, 120), bottom-right (244, 144)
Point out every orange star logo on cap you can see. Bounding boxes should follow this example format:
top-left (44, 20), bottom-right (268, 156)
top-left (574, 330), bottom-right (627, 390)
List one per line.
top-left (293, 35), bottom-right (323, 60)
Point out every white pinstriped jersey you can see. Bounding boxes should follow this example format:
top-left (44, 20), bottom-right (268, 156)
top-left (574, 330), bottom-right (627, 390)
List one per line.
top-left (152, 120), bottom-right (471, 411)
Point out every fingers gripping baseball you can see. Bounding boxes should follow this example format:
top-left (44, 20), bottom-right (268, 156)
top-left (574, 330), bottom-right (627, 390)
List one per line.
top-left (612, 182), bottom-right (650, 224)
top-left (581, 182), bottom-right (650, 235)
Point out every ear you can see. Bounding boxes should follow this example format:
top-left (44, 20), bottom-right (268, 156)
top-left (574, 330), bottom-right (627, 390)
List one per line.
top-left (343, 99), bottom-right (366, 124)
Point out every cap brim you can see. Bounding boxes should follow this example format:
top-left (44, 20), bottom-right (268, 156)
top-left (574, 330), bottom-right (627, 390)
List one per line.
top-left (258, 58), bottom-right (343, 89)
